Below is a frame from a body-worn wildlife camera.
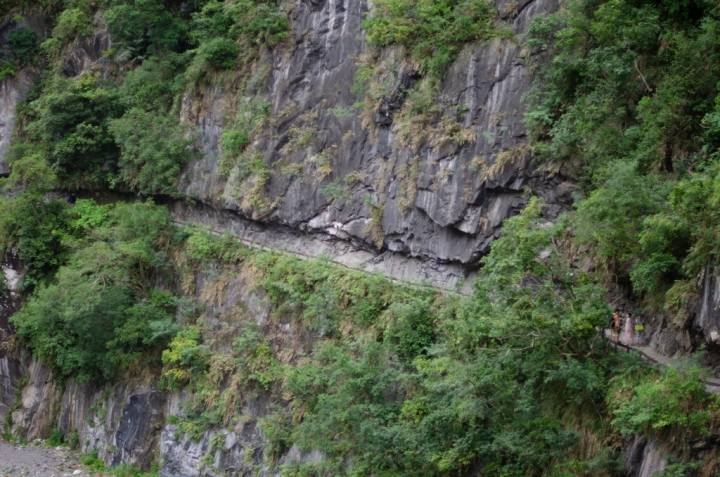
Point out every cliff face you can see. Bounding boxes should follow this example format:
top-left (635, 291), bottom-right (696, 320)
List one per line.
top-left (0, 6), bottom-right (563, 472)
top-left (177, 0), bottom-right (574, 291)
top-left (0, 0), bottom-right (572, 287)
top-left (3, 0), bottom-right (720, 475)
top-left (0, 2), bottom-right (576, 292)
top-left (0, 256), bottom-right (338, 475)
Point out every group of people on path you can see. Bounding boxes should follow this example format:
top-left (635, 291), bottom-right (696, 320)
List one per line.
top-left (611, 309), bottom-right (645, 346)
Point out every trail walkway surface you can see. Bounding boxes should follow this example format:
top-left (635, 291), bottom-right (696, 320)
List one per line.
top-left (0, 441), bottom-right (92, 477)
top-left (611, 339), bottom-right (720, 393)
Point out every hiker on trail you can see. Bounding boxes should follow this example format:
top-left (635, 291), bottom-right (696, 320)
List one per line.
top-left (620, 312), bottom-right (634, 346)
top-left (634, 317), bottom-right (645, 346)
top-left (611, 309), bottom-right (621, 342)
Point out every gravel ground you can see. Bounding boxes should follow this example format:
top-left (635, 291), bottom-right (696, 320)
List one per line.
top-left (0, 440), bottom-right (92, 477)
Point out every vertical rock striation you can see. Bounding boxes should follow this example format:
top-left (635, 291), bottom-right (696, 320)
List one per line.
top-left (177, 0), bottom-right (571, 287)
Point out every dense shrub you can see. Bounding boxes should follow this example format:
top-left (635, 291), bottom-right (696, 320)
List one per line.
top-left (0, 194), bottom-right (69, 287)
top-left (0, 60), bottom-right (15, 81)
top-left (363, 0), bottom-right (496, 78)
top-left (118, 54), bottom-right (188, 111)
top-left (109, 108), bottom-right (194, 195)
top-left (611, 366), bottom-right (715, 438)
top-left (10, 200), bottom-right (179, 382)
top-left (52, 7), bottom-right (93, 42)
top-left (8, 27), bottom-right (37, 64)
top-left (196, 37), bottom-right (238, 69)
top-left (104, 0), bottom-right (187, 60)
top-left (525, 0), bottom-right (720, 305)
top-left (20, 73), bottom-right (123, 186)
top-left (190, 0), bottom-right (288, 47)
top-left (263, 199), bottom-right (615, 476)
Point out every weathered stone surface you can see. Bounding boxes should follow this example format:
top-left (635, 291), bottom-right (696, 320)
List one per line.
top-left (168, 200), bottom-right (475, 292)
top-left (0, 250), bottom-right (24, 426)
top-left (11, 359), bottom-right (63, 440)
top-left (61, 11), bottom-right (110, 78)
top-left (640, 265), bottom-right (720, 363)
top-left (0, 12), bottom-right (47, 176)
top-left (693, 265), bottom-right (720, 342)
top-left (178, 0), bottom-right (565, 276)
top-left (111, 391), bottom-right (165, 467)
top-left (624, 436), bottom-right (668, 477)
top-left (0, 72), bottom-right (34, 176)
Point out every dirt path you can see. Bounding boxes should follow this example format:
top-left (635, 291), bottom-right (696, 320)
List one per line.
top-left (0, 440), bottom-right (89, 477)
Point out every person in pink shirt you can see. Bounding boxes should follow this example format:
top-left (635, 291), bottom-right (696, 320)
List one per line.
top-left (620, 312), bottom-right (635, 346)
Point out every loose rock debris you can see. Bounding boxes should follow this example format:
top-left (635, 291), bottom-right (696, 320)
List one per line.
top-left (0, 440), bottom-right (95, 477)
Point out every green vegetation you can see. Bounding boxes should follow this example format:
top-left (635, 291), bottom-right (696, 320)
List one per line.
top-left (104, 0), bottom-right (187, 60)
top-left (189, 0), bottom-right (288, 49)
top-left (109, 108), bottom-right (193, 195)
top-left (52, 7), bottom-right (93, 42)
top-left (8, 199), bottom-right (181, 383)
top-left (3, 0), bottom-right (288, 196)
top-left (46, 428), bottom-right (62, 446)
top-left (150, 200), bottom-right (717, 475)
top-left (219, 97), bottom-right (272, 176)
top-left (16, 73), bottom-right (124, 187)
top-left (0, 194), bottom-right (69, 286)
top-left (525, 0), bottom-right (720, 308)
top-left (8, 27), bottom-right (37, 65)
top-left (81, 450), bottom-right (161, 476)
top-left (0, 60), bottom-right (16, 81)
top-left (363, 0), bottom-right (496, 79)
top-left (611, 364), bottom-right (715, 439)
top-left (3, 192), bottom-right (716, 473)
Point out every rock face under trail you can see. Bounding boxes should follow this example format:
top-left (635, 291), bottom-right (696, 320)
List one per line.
top-left (168, 200), bottom-right (476, 292)
top-left (0, 250), bottom-right (23, 424)
top-left (0, 261), bottom-right (325, 476)
top-left (624, 436), bottom-right (668, 477)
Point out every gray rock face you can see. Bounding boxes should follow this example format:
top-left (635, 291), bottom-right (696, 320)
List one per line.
top-left (0, 12), bottom-right (48, 176)
top-left (642, 265), bottom-right (720, 362)
top-left (624, 436), bottom-right (668, 477)
top-left (61, 11), bottom-right (109, 78)
top-left (6, 353), bottom-right (166, 469)
top-left (111, 391), bottom-right (165, 467)
top-left (168, 200), bottom-right (476, 291)
top-left (178, 0), bottom-right (567, 277)
top-left (0, 250), bottom-right (24, 426)
top-left (0, 73), bottom-right (34, 176)
top-left (10, 358), bottom-right (62, 440)
top-left (693, 265), bottom-right (720, 342)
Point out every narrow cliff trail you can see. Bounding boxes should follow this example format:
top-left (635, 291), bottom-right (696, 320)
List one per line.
top-left (168, 216), bottom-right (475, 296)
top-left (173, 212), bottom-right (720, 394)
top-left (611, 340), bottom-right (720, 393)
top-left (0, 440), bottom-right (90, 477)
